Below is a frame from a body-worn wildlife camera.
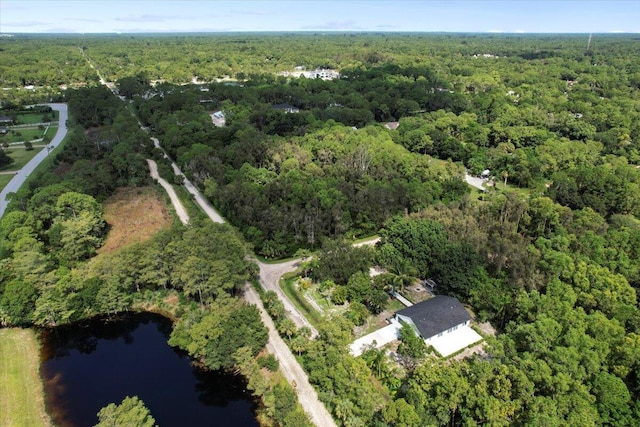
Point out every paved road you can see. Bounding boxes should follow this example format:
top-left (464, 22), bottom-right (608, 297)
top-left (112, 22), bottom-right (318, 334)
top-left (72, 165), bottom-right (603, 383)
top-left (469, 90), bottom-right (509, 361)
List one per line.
top-left (147, 159), bottom-right (190, 225)
top-left (0, 103), bottom-right (67, 218)
top-left (244, 284), bottom-right (337, 427)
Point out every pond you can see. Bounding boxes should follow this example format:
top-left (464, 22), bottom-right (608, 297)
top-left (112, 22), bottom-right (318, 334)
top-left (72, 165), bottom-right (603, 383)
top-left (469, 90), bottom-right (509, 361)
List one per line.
top-left (39, 313), bottom-right (259, 427)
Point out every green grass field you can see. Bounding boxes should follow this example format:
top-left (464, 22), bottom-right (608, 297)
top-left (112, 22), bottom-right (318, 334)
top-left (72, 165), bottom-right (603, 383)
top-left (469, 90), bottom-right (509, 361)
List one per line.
top-left (281, 277), bottom-right (324, 327)
top-left (0, 128), bottom-right (45, 144)
top-left (0, 174), bottom-right (14, 192)
top-left (0, 329), bottom-right (52, 427)
top-left (12, 111), bottom-right (59, 125)
top-left (0, 146), bottom-right (45, 172)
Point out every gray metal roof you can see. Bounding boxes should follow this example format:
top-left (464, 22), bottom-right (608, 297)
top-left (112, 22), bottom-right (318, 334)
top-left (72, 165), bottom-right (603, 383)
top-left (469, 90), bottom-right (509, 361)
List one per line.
top-left (396, 295), bottom-right (471, 339)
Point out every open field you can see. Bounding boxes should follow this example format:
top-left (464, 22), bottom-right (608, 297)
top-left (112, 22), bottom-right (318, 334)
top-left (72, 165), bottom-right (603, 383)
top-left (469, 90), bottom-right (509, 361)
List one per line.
top-left (97, 186), bottom-right (172, 255)
top-left (0, 146), bottom-right (46, 172)
top-left (0, 329), bottom-right (52, 427)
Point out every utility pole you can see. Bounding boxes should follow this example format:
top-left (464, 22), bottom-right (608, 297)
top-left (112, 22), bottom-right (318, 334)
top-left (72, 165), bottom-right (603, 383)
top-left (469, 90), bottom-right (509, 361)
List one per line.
top-left (586, 33), bottom-right (592, 51)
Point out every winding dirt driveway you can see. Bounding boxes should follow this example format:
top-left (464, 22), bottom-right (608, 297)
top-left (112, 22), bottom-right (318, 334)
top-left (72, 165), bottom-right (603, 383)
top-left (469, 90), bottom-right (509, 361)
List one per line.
top-left (146, 159), bottom-right (189, 225)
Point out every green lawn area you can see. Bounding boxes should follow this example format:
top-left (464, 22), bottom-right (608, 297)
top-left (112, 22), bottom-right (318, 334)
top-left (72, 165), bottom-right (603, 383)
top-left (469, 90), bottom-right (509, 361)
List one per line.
top-left (281, 277), bottom-right (324, 327)
top-left (0, 174), bottom-right (13, 192)
top-left (0, 128), bottom-right (48, 144)
top-left (0, 329), bottom-right (52, 427)
top-left (12, 111), bottom-right (59, 125)
top-left (0, 146), bottom-right (45, 172)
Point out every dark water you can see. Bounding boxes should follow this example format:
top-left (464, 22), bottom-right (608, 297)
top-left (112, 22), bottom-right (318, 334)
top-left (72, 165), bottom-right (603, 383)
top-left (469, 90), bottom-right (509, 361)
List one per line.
top-left (39, 313), bottom-right (259, 427)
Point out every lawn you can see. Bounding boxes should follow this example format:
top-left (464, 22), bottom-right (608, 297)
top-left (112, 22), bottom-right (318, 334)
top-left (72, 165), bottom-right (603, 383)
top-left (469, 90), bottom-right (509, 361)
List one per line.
top-left (12, 111), bottom-right (59, 125)
top-left (0, 174), bottom-right (13, 192)
top-left (0, 146), bottom-right (45, 172)
top-left (0, 128), bottom-right (47, 144)
top-left (281, 277), bottom-right (324, 327)
top-left (0, 329), bottom-right (52, 427)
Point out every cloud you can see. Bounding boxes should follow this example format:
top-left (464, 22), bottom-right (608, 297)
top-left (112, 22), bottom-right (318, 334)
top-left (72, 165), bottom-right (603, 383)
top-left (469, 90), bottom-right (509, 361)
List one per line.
top-left (115, 14), bottom-right (172, 23)
top-left (65, 18), bottom-right (102, 23)
top-left (301, 20), bottom-right (361, 30)
top-left (375, 24), bottom-right (399, 30)
top-left (4, 20), bottom-right (50, 28)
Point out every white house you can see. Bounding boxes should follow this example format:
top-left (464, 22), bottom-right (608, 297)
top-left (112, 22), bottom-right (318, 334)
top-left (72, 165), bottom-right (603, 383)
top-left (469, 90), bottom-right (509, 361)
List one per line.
top-left (272, 103), bottom-right (300, 114)
top-left (394, 295), bottom-right (482, 356)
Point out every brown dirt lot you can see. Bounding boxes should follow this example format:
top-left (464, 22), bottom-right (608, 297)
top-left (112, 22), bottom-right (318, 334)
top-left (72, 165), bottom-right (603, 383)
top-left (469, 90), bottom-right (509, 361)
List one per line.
top-left (97, 186), bottom-right (171, 254)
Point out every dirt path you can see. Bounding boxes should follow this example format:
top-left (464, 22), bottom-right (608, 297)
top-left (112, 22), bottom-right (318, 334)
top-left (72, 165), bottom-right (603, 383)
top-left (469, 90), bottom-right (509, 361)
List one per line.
top-left (244, 285), bottom-right (337, 427)
top-left (150, 137), bottom-right (225, 224)
top-left (146, 159), bottom-right (189, 225)
top-left (353, 236), bottom-right (381, 247)
top-left (256, 259), bottom-right (319, 337)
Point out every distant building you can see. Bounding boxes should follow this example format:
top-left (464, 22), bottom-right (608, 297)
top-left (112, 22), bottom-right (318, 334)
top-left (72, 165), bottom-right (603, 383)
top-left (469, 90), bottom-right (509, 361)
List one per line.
top-left (303, 69), bottom-right (340, 80)
top-left (0, 116), bottom-right (14, 124)
top-left (385, 122), bottom-right (400, 130)
top-left (277, 68), bottom-right (340, 81)
top-left (272, 103), bottom-right (300, 113)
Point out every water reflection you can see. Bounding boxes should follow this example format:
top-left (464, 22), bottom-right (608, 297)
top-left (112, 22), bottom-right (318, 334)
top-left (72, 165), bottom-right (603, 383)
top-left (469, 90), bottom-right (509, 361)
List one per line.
top-left (39, 313), bottom-right (258, 427)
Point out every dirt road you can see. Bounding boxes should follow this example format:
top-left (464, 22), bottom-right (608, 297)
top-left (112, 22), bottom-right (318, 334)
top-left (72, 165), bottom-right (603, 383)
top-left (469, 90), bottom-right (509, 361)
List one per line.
top-left (256, 259), bottom-right (319, 338)
top-left (150, 137), bottom-right (225, 224)
top-left (244, 284), bottom-right (337, 427)
top-left (146, 159), bottom-right (189, 225)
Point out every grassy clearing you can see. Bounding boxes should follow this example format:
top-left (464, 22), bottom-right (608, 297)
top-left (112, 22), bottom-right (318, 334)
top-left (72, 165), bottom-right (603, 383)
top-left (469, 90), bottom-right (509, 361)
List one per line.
top-left (97, 186), bottom-right (172, 255)
top-left (0, 329), bottom-right (52, 427)
top-left (12, 111), bottom-right (58, 125)
top-left (281, 277), bottom-right (324, 327)
top-left (173, 184), bottom-right (206, 221)
top-left (0, 128), bottom-right (45, 144)
top-left (0, 146), bottom-right (45, 172)
top-left (0, 174), bottom-right (14, 192)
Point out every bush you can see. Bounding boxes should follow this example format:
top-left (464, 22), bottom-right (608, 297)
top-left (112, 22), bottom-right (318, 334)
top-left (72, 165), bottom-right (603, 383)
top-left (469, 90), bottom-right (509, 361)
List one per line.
top-left (258, 354), bottom-right (279, 372)
top-left (332, 285), bottom-right (348, 305)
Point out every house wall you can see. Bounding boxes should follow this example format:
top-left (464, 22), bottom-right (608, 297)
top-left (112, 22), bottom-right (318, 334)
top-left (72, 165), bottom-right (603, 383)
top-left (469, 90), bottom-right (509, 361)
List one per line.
top-left (424, 320), bottom-right (469, 344)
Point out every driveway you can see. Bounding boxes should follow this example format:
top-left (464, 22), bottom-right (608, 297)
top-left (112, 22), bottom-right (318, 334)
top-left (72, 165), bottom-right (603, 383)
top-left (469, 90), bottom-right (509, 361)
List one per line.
top-left (464, 173), bottom-right (488, 191)
top-left (350, 320), bottom-right (401, 357)
top-left (0, 103), bottom-right (68, 218)
top-left (428, 326), bottom-right (483, 357)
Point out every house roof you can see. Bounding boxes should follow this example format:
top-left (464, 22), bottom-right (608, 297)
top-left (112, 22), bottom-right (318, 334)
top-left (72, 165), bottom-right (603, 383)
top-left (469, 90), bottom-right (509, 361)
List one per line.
top-left (396, 295), bottom-right (471, 339)
top-left (272, 103), bottom-right (299, 111)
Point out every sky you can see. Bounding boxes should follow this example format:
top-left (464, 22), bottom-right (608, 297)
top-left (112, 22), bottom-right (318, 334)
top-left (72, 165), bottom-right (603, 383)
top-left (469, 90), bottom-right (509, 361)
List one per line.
top-left (1, 1), bottom-right (639, 34)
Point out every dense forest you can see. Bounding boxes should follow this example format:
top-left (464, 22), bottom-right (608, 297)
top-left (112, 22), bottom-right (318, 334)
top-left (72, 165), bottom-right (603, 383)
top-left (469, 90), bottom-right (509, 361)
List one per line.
top-left (1, 32), bottom-right (640, 426)
top-left (0, 85), bottom-right (310, 426)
